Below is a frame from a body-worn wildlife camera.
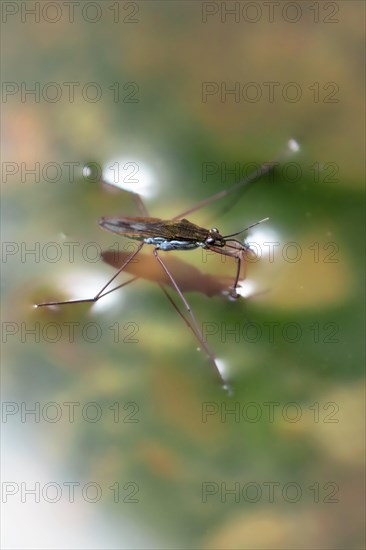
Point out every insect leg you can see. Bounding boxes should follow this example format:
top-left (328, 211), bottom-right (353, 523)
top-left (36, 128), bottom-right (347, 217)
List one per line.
top-left (158, 284), bottom-right (209, 348)
top-left (206, 245), bottom-right (246, 298)
top-left (153, 248), bottom-right (226, 387)
top-left (92, 275), bottom-right (139, 299)
top-left (231, 256), bottom-right (241, 297)
top-left (37, 187), bottom-right (148, 307)
top-left (97, 189), bottom-right (147, 296)
top-left (173, 160), bottom-right (274, 220)
top-left (173, 142), bottom-right (296, 220)
top-left (158, 283), bottom-right (223, 374)
top-left (100, 176), bottom-right (149, 217)
top-left (132, 192), bottom-right (149, 216)
top-left (36, 243), bottom-right (144, 307)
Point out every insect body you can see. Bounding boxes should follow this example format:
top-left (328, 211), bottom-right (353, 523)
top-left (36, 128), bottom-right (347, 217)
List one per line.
top-left (36, 144), bottom-right (295, 390)
top-left (98, 217), bottom-right (226, 250)
top-left (98, 215), bottom-right (263, 300)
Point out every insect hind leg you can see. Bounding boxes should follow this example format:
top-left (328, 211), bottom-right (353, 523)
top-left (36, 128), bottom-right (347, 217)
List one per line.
top-left (153, 247), bottom-right (227, 388)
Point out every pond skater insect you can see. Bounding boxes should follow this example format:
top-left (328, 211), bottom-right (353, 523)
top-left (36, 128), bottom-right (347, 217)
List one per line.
top-left (36, 142), bottom-right (298, 390)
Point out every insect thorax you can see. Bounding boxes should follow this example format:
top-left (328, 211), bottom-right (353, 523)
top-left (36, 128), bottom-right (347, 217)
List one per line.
top-left (143, 237), bottom-right (204, 251)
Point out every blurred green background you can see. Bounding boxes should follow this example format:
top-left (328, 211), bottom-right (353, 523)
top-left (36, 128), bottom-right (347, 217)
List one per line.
top-left (2, 1), bottom-right (365, 548)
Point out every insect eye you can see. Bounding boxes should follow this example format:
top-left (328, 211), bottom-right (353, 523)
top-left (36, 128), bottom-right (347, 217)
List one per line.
top-left (206, 237), bottom-right (215, 245)
top-left (211, 227), bottom-right (219, 233)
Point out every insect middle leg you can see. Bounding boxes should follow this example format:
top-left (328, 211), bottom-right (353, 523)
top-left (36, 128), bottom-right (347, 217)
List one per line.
top-left (36, 243), bottom-right (144, 307)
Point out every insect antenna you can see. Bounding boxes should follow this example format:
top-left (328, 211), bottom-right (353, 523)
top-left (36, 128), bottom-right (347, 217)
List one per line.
top-left (222, 217), bottom-right (269, 239)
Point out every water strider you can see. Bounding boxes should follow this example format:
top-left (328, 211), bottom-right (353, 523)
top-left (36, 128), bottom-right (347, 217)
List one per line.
top-left (98, 215), bottom-right (268, 297)
top-left (37, 141), bottom-right (298, 390)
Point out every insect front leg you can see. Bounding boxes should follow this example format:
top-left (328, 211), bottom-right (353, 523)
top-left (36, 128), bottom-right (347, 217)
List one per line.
top-left (232, 255), bottom-right (242, 299)
top-left (206, 245), bottom-right (245, 299)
